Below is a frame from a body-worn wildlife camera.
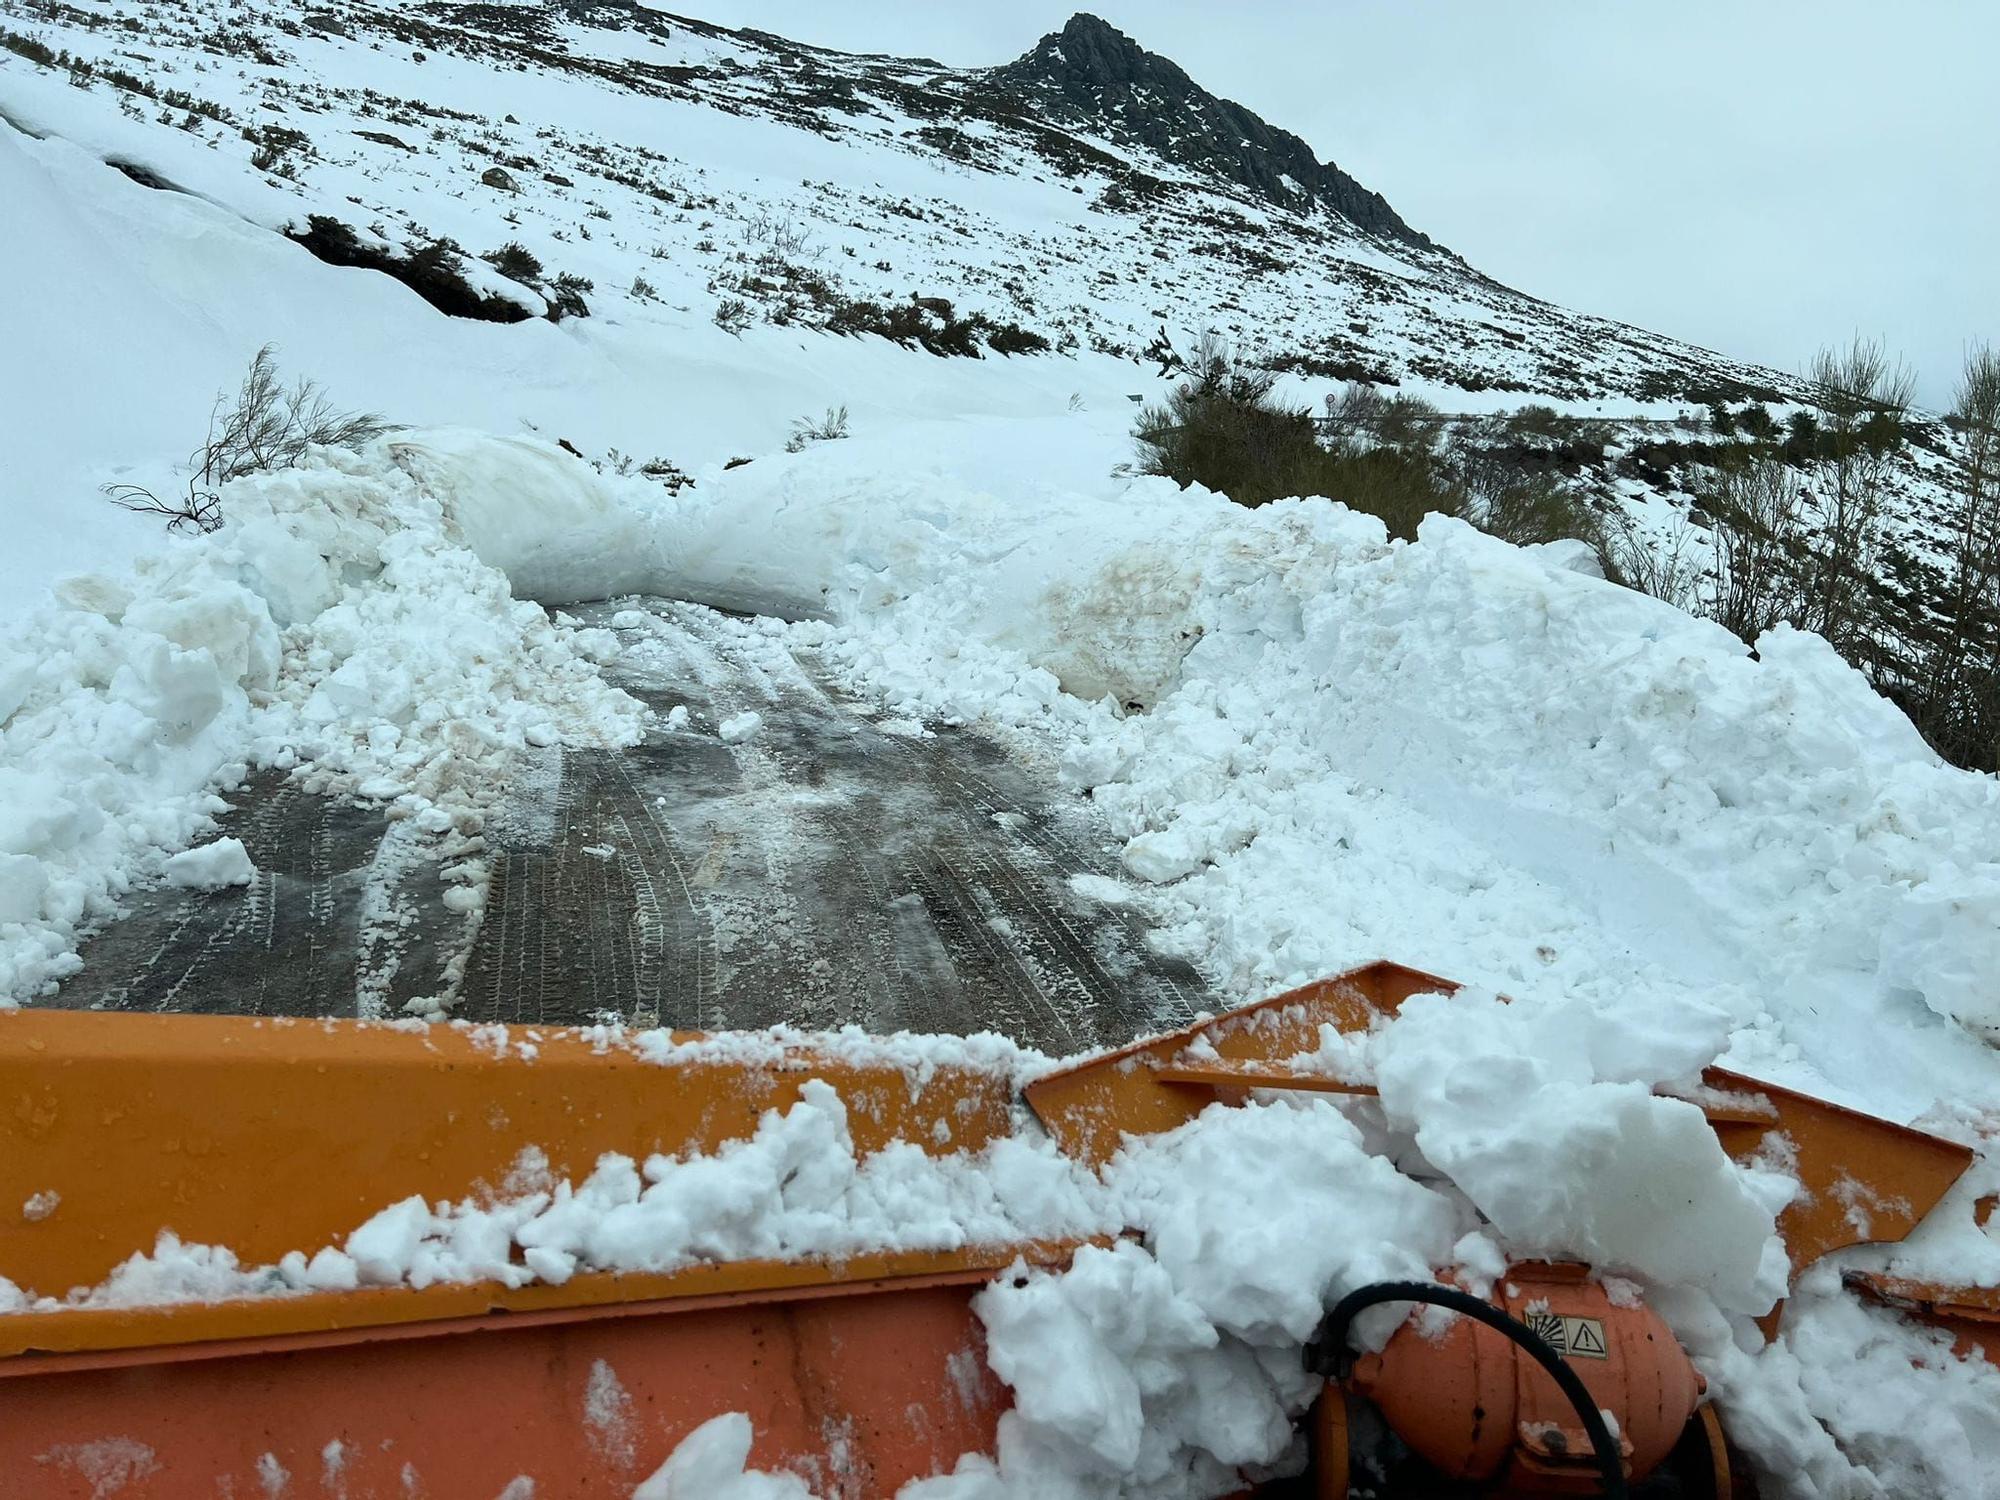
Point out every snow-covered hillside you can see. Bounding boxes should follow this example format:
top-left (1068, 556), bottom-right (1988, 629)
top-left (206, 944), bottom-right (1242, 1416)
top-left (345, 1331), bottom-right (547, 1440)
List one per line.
top-left (0, 0), bottom-right (1972, 623)
top-left (4, 5), bottom-right (2000, 1499)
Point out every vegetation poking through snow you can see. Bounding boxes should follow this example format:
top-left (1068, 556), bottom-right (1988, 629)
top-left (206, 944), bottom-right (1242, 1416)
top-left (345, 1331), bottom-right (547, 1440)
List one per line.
top-left (288, 217), bottom-right (535, 323)
top-left (785, 405), bottom-right (850, 453)
top-left (1137, 339), bottom-right (1612, 552)
top-left (103, 346), bottom-right (387, 533)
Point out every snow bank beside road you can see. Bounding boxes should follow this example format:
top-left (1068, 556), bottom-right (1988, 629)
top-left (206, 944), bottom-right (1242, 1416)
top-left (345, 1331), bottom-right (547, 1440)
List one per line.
top-left (0, 437), bottom-right (643, 1006)
top-left (641, 426), bottom-right (2000, 1212)
top-left (645, 435), bottom-right (2000, 1496)
top-left (662, 437), bottom-right (2000, 1115)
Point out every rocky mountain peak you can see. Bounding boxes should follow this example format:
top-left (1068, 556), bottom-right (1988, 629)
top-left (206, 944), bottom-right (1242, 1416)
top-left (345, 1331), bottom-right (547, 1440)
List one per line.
top-left (993, 13), bottom-right (1428, 247)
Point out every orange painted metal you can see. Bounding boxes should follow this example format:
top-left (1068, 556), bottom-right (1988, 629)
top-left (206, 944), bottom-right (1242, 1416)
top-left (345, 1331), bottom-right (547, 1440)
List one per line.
top-left (1695, 1404), bottom-right (1735, 1500)
top-left (1350, 1262), bottom-right (1702, 1493)
top-left (1844, 1271), bottom-right (2000, 1365)
top-left (1310, 1391), bottom-right (1352, 1500)
top-left (0, 1009), bottom-right (1065, 1494)
top-left (1025, 961), bottom-right (1975, 1281)
top-left (2, 962), bottom-right (1985, 1496)
top-left (1699, 1068), bottom-right (1973, 1275)
top-left (0, 1008), bottom-right (1017, 1318)
top-left (1023, 960), bottom-right (1456, 1166)
top-left (0, 1240), bottom-right (1090, 1362)
top-left (3, 1271), bottom-right (1009, 1498)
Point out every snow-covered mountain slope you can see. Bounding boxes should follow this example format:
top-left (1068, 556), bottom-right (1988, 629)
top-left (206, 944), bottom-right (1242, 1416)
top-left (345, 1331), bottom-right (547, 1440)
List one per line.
top-left (6, 0), bottom-right (1979, 605)
top-left (1, 1), bottom-right (1971, 620)
top-left (0, 1), bottom-right (1797, 402)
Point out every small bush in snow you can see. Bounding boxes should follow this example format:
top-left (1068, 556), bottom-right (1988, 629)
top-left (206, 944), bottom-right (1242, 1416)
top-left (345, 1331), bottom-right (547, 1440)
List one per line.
top-left (629, 273), bottom-right (658, 301)
top-left (714, 296), bottom-right (754, 335)
top-left (786, 406), bottom-right (850, 452)
top-left (1477, 477), bottom-right (1611, 559)
top-left (289, 218), bottom-right (532, 324)
top-left (483, 241), bottom-right (543, 283)
top-left (196, 346), bottom-right (389, 486)
top-left (103, 346), bottom-right (389, 533)
top-left (1, 28), bottom-right (58, 67)
top-left (545, 271), bottom-right (593, 322)
top-left (1138, 340), bottom-right (1474, 540)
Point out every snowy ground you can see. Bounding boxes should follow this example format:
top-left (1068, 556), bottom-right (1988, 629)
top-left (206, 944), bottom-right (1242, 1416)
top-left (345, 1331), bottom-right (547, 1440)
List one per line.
top-left (5, 12), bottom-right (2000, 1499)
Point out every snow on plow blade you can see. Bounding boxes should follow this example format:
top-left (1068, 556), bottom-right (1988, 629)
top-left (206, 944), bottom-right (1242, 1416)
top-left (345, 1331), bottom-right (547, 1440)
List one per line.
top-left (0, 1011), bottom-right (1053, 1495)
top-left (1024, 961), bottom-right (1977, 1278)
top-left (0, 962), bottom-right (1983, 1497)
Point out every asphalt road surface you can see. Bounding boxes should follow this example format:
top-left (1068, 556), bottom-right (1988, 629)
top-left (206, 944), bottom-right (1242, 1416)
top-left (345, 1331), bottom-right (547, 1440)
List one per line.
top-left (51, 601), bottom-right (1211, 1054)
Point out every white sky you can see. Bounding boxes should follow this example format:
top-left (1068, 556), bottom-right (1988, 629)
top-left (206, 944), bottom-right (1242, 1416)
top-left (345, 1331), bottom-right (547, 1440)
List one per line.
top-left (697, 1), bottom-right (1997, 408)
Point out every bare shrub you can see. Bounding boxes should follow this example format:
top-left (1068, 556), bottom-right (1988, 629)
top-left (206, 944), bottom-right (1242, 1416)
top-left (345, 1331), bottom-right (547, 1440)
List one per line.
top-left (741, 209), bottom-right (821, 266)
top-left (1697, 457), bottom-right (1808, 640)
top-left (1907, 345), bottom-right (2000, 768)
top-left (1478, 477), bottom-right (1611, 560)
top-left (103, 346), bottom-right (388, 533)
top-left (1795, 338), bottom-right (1914, 649)
top-left (195, 346), bottom-right (389, 484)
top-left (714, 296), bottom-right (754, 335)
top-left (1610, 515), bottom-right (1705, 614)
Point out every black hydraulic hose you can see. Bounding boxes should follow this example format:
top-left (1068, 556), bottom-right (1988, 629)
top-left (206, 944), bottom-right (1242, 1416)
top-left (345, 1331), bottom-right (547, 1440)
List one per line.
top-left (1304, 1280), bottom-right (1628, 1500)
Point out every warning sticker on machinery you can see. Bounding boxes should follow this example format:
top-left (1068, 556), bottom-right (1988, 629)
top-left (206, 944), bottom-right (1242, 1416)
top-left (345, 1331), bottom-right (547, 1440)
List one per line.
top-left (1525, 1312), bottom-right (1609, 1360)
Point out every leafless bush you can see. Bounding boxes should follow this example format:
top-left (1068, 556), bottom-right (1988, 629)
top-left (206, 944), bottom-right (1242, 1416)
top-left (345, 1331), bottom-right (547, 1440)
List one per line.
top-left (101, 480), bottom-right (225, 535)
top-left (1610, 515), bottom-right (1705, 614)
top-left (1698, 457), bottom-right (1808, 640)
top-left (102, 346), bottom-right (389, 533)
top-left (1476, 477), bottom-right (1612, 567)
top-left (741, 209), bottom-right (820, 267)
top-left (1795, 338), bottom-right (1914, 649)
top-left (1907, 345), bottom-right (2000, 767)
top-left (194, 346), bottom-right (389, 485)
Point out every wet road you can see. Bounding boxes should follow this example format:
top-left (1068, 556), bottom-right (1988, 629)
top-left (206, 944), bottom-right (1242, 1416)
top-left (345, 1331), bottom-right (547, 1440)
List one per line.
top-left (52, 601), bottom-right (1210, 1053)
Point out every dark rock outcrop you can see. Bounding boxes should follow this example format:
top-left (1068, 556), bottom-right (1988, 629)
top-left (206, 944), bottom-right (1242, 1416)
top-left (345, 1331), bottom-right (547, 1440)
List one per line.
top-left (993, 13), bottom-right (1427, 246)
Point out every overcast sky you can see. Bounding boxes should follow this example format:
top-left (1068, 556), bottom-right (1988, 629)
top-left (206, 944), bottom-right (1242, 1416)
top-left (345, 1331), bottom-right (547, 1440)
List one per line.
top-left (697, 1), bottom-right (1997, 408)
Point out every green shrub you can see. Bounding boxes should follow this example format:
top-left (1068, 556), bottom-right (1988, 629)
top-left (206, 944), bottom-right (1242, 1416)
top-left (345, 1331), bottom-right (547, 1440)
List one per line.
top-left (546, 271), bottom-right (593, 321)
top-left (1135, 343), bottom-right (1323, 508)
top-left (483, 241), bottom-right (543, 283)
top-left (0, 28), bottom-right (58, 66)
top-left (1136, 341), bottom-right (1461, 537)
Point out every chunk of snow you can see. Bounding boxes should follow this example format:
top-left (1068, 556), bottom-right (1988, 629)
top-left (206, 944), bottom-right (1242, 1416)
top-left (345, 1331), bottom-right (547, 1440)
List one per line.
top-left (1373, 990), bottom-right (1783, 1314)
top-left (631, 1413), bottom-right (815, 1500)
top-left (718, 711), bottom-right (764, 744)
top-left (162, 838), bottom-right (256, 891)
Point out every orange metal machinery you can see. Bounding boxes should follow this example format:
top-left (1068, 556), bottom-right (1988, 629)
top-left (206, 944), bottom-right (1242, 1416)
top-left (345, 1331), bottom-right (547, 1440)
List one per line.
top-left (1, 961), bottom-right (1987, 1498)
top-left (1022, 961), bottom-right (1985, 1498)
top-left (0, 1011), bottom-right (1061, 1497)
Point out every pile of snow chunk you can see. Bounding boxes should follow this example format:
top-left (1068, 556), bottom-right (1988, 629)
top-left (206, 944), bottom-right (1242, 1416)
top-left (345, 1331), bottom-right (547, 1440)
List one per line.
top-left (0, 433), bottom-right (647, 1005)
top-left (1370, 988), bottom-right (1791, 1315)
top-left (632, 1414), bottom-right (815, 1500)
top-left (664, 443), bottom-right (2000, 1110)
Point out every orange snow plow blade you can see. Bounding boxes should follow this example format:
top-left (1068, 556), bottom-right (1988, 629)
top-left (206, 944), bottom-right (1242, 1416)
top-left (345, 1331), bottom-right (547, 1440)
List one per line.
top-left (1023, 960), bottom-right (1975, 1276)
top-left (0, 1009), bottom-right (1055, 1495)
top-left (0, 963), bottom-right (1984, 1496)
